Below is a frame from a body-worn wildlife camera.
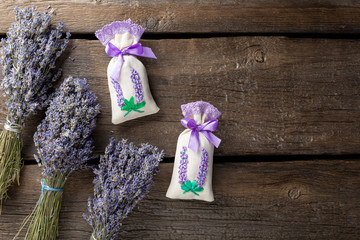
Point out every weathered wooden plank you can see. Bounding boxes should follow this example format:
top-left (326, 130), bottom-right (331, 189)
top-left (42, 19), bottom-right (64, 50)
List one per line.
top-left (1, 160), bottom-right (359, 239)
top-left (2, 37), bottom-right (358, 158)
top-left (1, 1), bottom-right (360, 34)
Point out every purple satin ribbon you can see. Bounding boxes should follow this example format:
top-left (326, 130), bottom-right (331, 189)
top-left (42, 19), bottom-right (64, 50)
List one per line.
top-left (106, 42), bottom-right (157, 83)
top-left (181, 118), bottom-right (221, 153)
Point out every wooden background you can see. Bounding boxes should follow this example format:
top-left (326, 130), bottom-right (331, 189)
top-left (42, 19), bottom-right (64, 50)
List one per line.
top-left (0, 1), bottom-right (359, 239)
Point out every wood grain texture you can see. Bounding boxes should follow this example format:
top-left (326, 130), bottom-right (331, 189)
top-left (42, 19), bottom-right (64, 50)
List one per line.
top-left (0, 161), bottom-right (359, 240)
top-left (0, 1), bottom-right (360, 34)
top-left (1, 37), bottom-right (359, 158)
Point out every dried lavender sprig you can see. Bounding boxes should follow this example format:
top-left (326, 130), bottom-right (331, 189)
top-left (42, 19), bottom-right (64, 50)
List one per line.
top-left (0, 6), bottom-right (70, 212)
top-left (84, 138), bottom-right (164, 240)
top-left (15, 76), bottom-right (100, 240)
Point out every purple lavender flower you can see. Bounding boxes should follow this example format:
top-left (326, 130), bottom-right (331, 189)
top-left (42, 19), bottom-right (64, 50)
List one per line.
top-left (178, 146), bottom-right (188, 184)
top-left (0, 6), bottom-right (70, 126)
top-left (34, 76), bottom-right (101, 177)
top-left (196, 148), bottom-right (209, 188)
top-left (130, 67), bottom-right (144, 103)
top-left (84, 138), bottom-right (164, 240)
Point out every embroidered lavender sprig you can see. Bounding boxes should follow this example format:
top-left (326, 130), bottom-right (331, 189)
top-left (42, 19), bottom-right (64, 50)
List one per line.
top-left (0, 6), bottom-right (70, 212)
top-left (16, 76), bottom-right (100, 240)
top-left (111, 77), bottom-right (124, 107)
top-left (84, 138), bottom-right (164, 240)
top-left (131, 67), bottom-right (144, 103)
top-left (178, 146), bottom-right (188, 184)
top-left (196, 149), bottom-right (209, 188)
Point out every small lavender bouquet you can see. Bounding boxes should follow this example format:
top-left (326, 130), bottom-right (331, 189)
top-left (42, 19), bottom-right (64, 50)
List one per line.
top-left (16, 76), bottom-right (100, 240)
top-left (0, 6), bottom-right (70, 210)
top-left (84, 138), bottom-right (164, 240)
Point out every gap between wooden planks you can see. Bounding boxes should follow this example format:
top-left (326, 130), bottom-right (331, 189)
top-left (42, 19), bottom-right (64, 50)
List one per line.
top-left (0, 161), bottom-right (359, 240)
top-left (0, 37), bottom-right (358, 158)
top-left (1, 1), bottom-right (360, 34)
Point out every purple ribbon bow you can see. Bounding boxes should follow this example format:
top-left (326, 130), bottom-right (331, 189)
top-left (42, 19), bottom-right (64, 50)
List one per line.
top-left (106, 42), bottom-right (157, 84)
top-left (181, 118), bottom-right (221, 153)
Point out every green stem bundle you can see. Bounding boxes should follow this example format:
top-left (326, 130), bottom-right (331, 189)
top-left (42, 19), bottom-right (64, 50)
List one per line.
top-left (0, 125), bottom-right (23, 214)
top-left (15, 171), bottom-right (69, 240)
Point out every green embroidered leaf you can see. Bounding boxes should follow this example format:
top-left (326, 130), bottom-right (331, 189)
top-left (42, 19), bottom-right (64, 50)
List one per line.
top-left (185, 180), bottom-right (192, 188)
top-left (121, 105), bottom-right (131, 111)
top-left (128, 96), bottom-right (135, 108)
top-left (181, 182), bottom-right (191, 194)
top-left (123, 98), bottom-right (130, 106)
top-left (135, 101), bottom-right (146, 109)
top-left (194, 187), bottom-right (204, 192)
top-left (133, 101), bottom-right (146, 113)
top-left (190, 190), bottom-right (200, 196)
top-left (191, 180), bottom-right (197, 188)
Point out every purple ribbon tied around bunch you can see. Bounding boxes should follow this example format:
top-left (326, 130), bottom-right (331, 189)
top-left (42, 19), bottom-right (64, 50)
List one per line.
top-left (181, 118), bottom-right (221, 153)
top-left (106, 42), bottom-right (157, 83)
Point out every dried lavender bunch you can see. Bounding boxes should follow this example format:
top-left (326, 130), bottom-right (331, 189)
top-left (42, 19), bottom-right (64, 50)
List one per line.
top-left (0, 6), bottom-right (70, 211)
top-left (15, 76), bottom-right (101, 240)
top-left (84, 138), bottom-right (164, 240)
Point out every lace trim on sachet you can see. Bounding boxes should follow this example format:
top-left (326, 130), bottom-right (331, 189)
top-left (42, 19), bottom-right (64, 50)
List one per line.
top-left (181, 101), bottom-right (221, 120)
top-left (95, 19), bottom-right (146, 46)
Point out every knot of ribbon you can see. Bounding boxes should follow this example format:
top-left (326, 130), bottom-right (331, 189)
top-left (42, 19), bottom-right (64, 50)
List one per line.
top-left (4, 117), bottom-right (22, 133)
top-left (181, 118), bottom-right (221, 153)
top-left (106, 42), bottom-right (157, 87)
top-left (39, 178), bottom-right (63, 203)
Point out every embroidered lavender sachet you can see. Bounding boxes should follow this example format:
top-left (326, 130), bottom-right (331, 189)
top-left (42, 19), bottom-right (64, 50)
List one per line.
top-left (166, 101), bottom-right (221, 202)
top-left (96, 19), bottom-right (159, 124)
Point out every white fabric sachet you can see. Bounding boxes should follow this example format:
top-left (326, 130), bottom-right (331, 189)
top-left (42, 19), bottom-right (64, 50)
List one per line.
top-left (96, 19), bottom-right (160, 124)
top-left (166, 101), bottom-right (221, 202)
